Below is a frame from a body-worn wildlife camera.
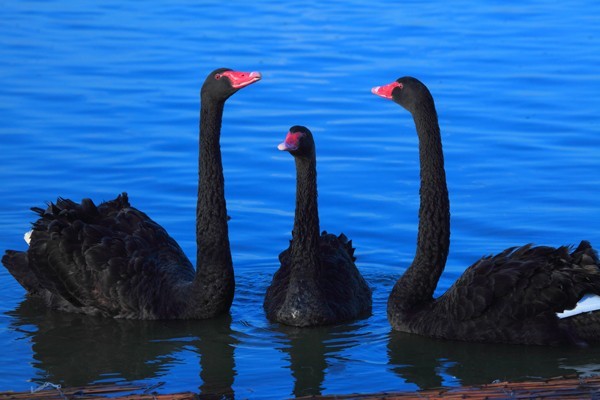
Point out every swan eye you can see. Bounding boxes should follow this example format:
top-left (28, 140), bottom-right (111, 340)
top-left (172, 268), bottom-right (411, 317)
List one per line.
top-left (214, 73), bottom-right (222, 80)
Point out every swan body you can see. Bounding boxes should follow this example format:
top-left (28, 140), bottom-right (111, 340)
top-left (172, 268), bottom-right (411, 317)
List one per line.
top-left (264, 126), bottom-right (372, 327)
top-left (2, 68), bottom-right (261, 319)
top-left (373, 76), bottom-right (600, 345)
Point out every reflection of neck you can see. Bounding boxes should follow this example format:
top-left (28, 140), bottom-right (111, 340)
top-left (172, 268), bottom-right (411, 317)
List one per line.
top-left (390, 100), bottom-right (450, 312)
top-left (290, 154), bottom-right (320, 280)
top-left (194, 95), bottom-right (233, 300)
top-left (287, 330), bottom-right (327, 397)
top-left (197, 315), bottom-right (236, 398)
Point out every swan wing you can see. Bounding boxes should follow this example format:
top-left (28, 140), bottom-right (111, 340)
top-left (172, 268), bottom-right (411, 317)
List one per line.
top-left (439, 242), bottom-right (600, 322)
top-left (24, 194), bottom-right (194, 318)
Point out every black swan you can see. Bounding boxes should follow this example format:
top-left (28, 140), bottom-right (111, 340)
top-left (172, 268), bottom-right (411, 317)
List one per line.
top-left (372, 76), bottom-right (600, 345)
top-left (264, 126), bottom-right (372, 327)
top-left (1, 68), bottom-right (261, 319)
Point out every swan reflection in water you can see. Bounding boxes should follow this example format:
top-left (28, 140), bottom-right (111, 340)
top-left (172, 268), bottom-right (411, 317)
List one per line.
top-left (273, 321), bottom-right (367, 398)
top-left (6, 298), bottom-right (237, 399)
top-left (387, 330), bottom-right (600, 390)
top-left (9, 296), bottom-right (600, 398)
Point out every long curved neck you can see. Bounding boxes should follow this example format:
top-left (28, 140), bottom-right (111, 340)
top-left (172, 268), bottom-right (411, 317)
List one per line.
top-left (290, 154), bottom-right (321, 280)
top-left (390, 100), bottom-right (450, 312)
top-left (195, 94), bottom-right (233, 285)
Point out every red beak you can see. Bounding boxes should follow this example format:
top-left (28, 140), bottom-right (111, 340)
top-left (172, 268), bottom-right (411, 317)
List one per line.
top-left (278, 131), bottom-right (301, 152)
top-left (371, 81), bottom-right (402, 100)
top-left (221, 70), bottom-right (262, 89)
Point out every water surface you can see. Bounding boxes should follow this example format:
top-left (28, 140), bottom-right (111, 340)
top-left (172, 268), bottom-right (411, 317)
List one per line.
top-left (1, 1), bottom-right (599, 398)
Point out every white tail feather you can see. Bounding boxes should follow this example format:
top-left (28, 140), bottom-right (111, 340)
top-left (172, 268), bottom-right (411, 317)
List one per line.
top-left (24, 230), bottom-right (32, 246)
top-left (557, 295), bottom-right (600, 319)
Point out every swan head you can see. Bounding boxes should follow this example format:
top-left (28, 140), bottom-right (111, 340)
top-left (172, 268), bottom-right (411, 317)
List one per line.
top-left (202, 68), bottom-right (262, 100)
top-left (372, 76), bottom-right (434, 114)
top-left (278, 126), bottom-right (315, 159)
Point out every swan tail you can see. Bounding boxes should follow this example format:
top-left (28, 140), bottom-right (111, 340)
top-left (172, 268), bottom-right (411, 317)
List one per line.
top-left (555, 241), bottom-right (600, 322)
top-left (5, 193), bottom-right (133, 303)
top-left (1, 250), bottom-right (42, 294)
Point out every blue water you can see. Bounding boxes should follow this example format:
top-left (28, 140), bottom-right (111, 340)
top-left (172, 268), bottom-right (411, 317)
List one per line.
top-left (1, 0), bottom-right (599, 398)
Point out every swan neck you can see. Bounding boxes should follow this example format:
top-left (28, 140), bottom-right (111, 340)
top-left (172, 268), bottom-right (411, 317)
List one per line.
top-left (195, 95), bottom-right (233, 281)
top-left (392, 102), bottom-right (450, 311)
top-left (290, 155), bottom-right (321, 277)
